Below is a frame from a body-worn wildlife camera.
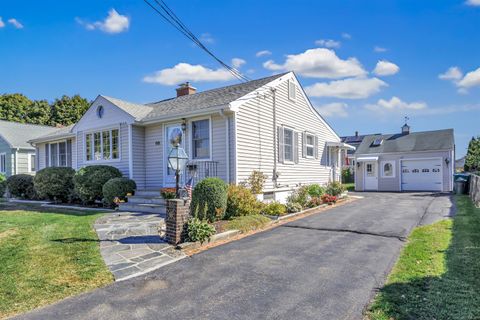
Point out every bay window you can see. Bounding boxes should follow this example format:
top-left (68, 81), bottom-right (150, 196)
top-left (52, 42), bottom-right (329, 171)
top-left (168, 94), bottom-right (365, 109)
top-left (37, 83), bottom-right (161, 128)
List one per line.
top-left (85, 128), bottom-right (119, 162)
top-left (192, 119), bottom-right (210, 159)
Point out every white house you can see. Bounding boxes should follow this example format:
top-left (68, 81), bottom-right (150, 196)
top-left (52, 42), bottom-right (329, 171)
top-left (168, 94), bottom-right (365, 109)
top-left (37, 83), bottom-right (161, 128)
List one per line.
top-left (29, 72), bottom-right (353, 208)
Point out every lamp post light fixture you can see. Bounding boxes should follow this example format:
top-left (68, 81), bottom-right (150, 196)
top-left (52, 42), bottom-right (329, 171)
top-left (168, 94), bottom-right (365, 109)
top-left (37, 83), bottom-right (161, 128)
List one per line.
top-left (168, 145), bottom-right (189, 198)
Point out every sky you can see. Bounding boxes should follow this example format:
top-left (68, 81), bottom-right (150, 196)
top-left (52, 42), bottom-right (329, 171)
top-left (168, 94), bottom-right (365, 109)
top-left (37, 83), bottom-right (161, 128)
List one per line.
top-left (1, 0), bottom-right (479, 156)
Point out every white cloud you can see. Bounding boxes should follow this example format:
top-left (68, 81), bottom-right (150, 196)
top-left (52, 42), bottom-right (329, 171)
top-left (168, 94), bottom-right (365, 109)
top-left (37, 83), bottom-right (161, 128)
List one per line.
top-left (199, 33), bottom-right (214, 44)
top-left (305, 77), bottom-right (387, 99)
top-left (439, 66), bottom-right (480, 93)
top-left (439, 66), bottom-right (463, 81)
top-left (0, 17), bottom-right (4, 28)
top-left (143, 63), bottom-right (236, 85)
top-left (315, 39), bottom-right (341, 49)
top-left (373, 60), bottom-right (400, 76)
top-left (263, 48), bottom-right (366, 79)
top-left (77, 9), bottom-right (129, 34)
top-left (8, 18), bottom-right (23, 29)
top-left (341, 33), bottom-right (352, 39)
top-left (231, 58), bottom-right (246, 68)
top-left (466, 0), bottom-right (480, 6)
top-left (365, 96), bottom-right (427, 113)
top-left (374, 46), bottom-right (387, 52)
top-left (256, 50), bottom-right (272, 57)
top-left (315, 102), bottom-right (349, 118)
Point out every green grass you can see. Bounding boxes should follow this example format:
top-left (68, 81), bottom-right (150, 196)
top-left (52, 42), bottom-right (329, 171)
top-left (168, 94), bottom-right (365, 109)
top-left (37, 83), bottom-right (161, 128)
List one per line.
top-left (366, 195), bottom-right (480, 320)
top-left (344, 182), bottom-right (355, 191)
top-left (0, 202), bottom-right (113, 319)
top-left (225, 214), bottom-right (271, 233)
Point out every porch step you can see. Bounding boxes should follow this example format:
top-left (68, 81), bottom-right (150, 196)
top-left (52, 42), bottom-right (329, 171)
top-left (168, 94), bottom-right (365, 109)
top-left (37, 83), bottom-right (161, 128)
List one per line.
top-left (127, 196), bottom-right (166, 205)
top-left (134, 190), bottom-right (162, 197)
top-left (118, 203), bottom-right (166, 215)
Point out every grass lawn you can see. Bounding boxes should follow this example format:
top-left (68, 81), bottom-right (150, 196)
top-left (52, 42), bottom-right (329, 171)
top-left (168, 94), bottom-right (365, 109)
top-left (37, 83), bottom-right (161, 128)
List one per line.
top-left (366, 195), bottom-right (480, 320)
top-left (0, 202), bottom-right (113, 319)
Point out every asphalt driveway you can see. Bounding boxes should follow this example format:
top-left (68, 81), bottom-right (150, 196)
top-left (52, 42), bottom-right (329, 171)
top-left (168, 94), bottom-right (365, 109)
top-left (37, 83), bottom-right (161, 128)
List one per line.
top-left (15, 192), bottom-right (454, 320)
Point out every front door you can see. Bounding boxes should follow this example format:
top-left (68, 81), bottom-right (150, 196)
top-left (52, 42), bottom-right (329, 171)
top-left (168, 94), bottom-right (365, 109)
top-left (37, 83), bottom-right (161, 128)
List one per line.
top-left (364, 161), bottom-right (378, 190)
top-left (164, 124), bottom-right (185, 187)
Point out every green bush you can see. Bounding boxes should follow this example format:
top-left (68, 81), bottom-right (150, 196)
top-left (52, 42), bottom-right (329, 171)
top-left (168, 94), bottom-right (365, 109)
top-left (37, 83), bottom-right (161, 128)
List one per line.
top-left (102, 177), bottom-right (136, 207)
top-left (307, 184), bottom-right (325, 198)
top-left (191, 177), bottom-right (227, 222)
top-left (225, 184), bottom-right (263, 219)
top-left (287, 185), bottom-right (310, 208)
top-left (308, 196), bottom-right (323, 208)
top-left (241, 170), bottom-right (268, 194)
top-left (342, 168), bottom-right (354, 183)
top-left (286, 202), bottom-right (303, 213)
top-left (225, 215), bottom-right (271, 233)
top-left (6, 174), bottom-right (36, 199)
top-left (262, 201), bottom-right (287, 216)
top-left (325, 181), bottom-right (346, 196)
top-left (186, 217), bottom-right (216, 244)
top-left (34, 167), bottom-right (75, 202)
top-left (73, 165), bottom-right (122, 203)
top-left (0, 173), bottom-right (6, 197)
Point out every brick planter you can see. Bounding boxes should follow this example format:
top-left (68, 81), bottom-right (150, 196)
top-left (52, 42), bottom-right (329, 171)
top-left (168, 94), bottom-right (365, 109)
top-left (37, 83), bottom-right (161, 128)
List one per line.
top-left (165, 199), bottom-right (191, 244)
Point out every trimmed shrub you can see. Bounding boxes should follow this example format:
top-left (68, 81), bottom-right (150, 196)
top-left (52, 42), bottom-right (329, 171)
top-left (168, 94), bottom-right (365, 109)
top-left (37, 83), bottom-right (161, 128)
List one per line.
top-left (262, 201), bottom-right (287, 216)
top-left (307, 184), bottom-right (325, 198)
top-left (34, 167), bottom-right (75, 202)
top-left (287, 185), bottom-right (310, 208)
top-left (225, 184), bottom-right (262, 219)
top-left (6, 174), bottom-right (35, 199)
top-left (102, 177), bottom-right (136, 207)
top-left (325, 181), bottom-right (346, 196)
top-left (186, 217), bottom-right (216, 244)
top-left (0, 173), bottom-right (6, 197)
top-left (286, 202), bottom-right (303, 213)
top-left (74, 165), bottom-right (122, 203)
top-left (191, 178), bottom-right (227, 222)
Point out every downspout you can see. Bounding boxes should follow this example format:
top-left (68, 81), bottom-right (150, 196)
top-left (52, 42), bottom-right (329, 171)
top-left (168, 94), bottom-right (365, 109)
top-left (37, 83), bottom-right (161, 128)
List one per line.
top-left (219, 109), bottom-right (230, 183)
top-left (271, 88), bottom-right (278, 188)
top-left (128, 124), bottom-right (133, 179)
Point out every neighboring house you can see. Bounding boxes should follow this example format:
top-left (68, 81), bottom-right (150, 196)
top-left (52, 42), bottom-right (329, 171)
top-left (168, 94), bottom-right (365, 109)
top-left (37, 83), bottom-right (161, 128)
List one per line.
top-left (455, 156), bottom-right (465, 172)
top-left (354, 123), bottom-right (454, 192)
top-left (340, 131), bottom-right (380, 172)
top-left (29, 72), bottom-right (353, 202)
top-left (0, 120), bottom-right (59, 177)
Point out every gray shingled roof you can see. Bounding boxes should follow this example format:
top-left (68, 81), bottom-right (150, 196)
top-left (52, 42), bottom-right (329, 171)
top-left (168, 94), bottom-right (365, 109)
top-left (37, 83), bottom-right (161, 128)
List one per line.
top-left (356, 129), bottom-right (454, 155)
top-left (29, 124), bottom-right (75, 143)
top-left (0, 120), bottom-right (59, 149)
top-left (142, 72), bottom-right (289, 121)
top-left (101, 96), bottom-right (153, 121)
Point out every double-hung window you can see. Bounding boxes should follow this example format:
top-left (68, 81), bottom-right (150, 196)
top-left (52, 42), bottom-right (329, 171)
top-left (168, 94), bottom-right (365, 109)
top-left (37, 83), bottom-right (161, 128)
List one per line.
top-left (85, 128), bottom-right (119, 162)
top-left (305, 134), bottom-right (315, 157)
top-left (283, 128), bottom-right (294, 162)
top-left (29, 154), bottom-right (36, 172)
top-left (47, 141), bottom-right (71, 167)
top-left (0, 153), bottom-right (6, 173)
top-left (192, 119), bottom-right (210, 159)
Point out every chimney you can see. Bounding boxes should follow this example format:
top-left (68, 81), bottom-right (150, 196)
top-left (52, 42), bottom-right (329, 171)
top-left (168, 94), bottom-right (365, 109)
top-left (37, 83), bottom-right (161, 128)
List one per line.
top-left (176, 82), bottom-right (197, 97)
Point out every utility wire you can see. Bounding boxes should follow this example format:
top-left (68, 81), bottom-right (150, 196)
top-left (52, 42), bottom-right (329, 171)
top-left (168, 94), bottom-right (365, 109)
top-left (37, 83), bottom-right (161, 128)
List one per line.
top-left (143, 0), bottom-right (250, 82)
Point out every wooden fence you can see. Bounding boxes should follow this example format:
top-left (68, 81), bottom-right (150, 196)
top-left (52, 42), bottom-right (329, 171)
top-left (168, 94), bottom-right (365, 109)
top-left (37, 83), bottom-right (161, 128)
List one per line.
top-left (470, 174), bottom-right (480, 207)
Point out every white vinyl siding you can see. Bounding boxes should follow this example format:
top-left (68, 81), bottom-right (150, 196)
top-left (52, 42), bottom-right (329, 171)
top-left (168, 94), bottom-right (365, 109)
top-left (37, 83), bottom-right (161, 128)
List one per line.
top-left (132, 126), bottom-right (146, 189)
top-left (236, 76), bottom-right (339, 191)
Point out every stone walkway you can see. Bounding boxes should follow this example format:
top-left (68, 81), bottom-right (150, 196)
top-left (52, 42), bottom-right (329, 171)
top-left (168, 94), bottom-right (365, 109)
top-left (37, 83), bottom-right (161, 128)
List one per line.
top-left (94, 211), bottom-right (186, 281)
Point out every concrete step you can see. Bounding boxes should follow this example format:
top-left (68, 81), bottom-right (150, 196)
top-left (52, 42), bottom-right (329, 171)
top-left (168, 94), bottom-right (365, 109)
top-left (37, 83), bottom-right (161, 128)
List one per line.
top-left (135, 190), bottom-right (162, 197)
top-left (118, 203), bottom-right (166, 215)
top-left (127, 196), bottom-right (166, 205)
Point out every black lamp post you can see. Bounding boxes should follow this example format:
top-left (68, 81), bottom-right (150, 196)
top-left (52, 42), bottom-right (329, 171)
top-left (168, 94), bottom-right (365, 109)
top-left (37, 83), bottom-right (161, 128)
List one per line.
top-left (167, 140), bottom-right (189, 198)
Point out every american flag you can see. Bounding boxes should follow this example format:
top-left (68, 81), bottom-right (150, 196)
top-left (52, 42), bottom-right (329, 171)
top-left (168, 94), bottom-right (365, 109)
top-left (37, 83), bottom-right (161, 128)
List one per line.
top-left (185, 177), bottom-right (194, 198)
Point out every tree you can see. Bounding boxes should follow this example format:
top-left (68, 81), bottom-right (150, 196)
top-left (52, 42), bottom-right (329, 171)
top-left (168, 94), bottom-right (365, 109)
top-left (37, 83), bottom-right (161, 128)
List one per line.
top-left (465, 136), bottom-right (480, 172)
top-left (50, 95), bottom-right (90, 126)
top-left (25, 100), bottom-right (51, 125)
top-left (0, 93), bottom-right (32, 123)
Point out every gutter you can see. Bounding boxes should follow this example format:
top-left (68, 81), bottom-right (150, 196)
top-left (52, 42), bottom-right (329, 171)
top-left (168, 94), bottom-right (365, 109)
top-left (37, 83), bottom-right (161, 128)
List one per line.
top-left (139, 104), bottom-right (231, 126)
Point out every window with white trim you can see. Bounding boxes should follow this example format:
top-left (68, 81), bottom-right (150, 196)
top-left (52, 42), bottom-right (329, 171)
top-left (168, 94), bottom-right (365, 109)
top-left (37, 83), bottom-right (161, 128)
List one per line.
top-left (29, 154), bottom-right (36, 172)
top-left (85, 129), bottom-right (119, 162)
top-left (305, 134), bottom-right (315, 157)
top-left (0, 153), bottom-right (6, 173)
top-left (47, 141), bottom-right (70, 167)
top-left (191, 119), bottom-right (210, 159)
top-left (284, 128), bottom-right (294, 162)
top-left (381, 161), bottom-right (395, 178)
top-left (288, 80), bottom-right (296, 101)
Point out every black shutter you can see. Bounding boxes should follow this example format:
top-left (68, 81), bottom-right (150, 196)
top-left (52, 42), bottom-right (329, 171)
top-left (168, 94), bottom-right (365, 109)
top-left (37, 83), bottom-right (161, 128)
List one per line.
top-left (277, 126), bottom-right (284, 164)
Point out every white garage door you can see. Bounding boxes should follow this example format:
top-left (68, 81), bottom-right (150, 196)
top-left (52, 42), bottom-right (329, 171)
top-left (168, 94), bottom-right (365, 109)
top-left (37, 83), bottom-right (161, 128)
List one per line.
top-left (401, 159), bottom-right (442, 191)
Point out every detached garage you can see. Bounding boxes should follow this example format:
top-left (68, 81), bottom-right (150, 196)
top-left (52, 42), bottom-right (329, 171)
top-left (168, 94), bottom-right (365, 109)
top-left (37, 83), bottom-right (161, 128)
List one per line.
top-left (354, 124), bottom-right (454, 192)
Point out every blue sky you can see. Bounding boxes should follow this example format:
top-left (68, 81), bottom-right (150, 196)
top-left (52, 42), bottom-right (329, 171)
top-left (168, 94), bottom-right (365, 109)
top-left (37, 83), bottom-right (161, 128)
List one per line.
top-left (1, 0), bottom-right (479, 156)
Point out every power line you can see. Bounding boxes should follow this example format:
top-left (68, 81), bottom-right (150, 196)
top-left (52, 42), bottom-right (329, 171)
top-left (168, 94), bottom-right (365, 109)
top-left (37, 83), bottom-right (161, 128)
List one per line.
top-left (143, 0), bottom-right (250, 82)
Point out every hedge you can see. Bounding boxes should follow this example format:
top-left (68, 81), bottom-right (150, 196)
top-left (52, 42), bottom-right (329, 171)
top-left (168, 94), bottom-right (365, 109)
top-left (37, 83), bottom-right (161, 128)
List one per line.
top-left (34, 167), bottom-right (76, 202)
top-left (6, 174), bottom-right (36, 199)
top-left (102, 177), bottom-right (136, 207)
top-left (73, 165), bottom-right (122, 203)
top-left (191, 177), bottom-right (227, 222)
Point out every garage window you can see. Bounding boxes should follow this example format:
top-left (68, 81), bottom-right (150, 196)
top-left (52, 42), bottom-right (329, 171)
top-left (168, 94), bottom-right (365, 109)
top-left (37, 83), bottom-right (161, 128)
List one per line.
top-left (381, 161), bottom-right (395, 178)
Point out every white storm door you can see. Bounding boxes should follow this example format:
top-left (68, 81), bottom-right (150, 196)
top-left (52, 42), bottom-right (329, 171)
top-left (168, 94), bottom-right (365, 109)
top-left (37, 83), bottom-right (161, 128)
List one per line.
top-left (164, 124), bottom-right (185, 187)
top-left (364, 161), bottom-right (378, 190)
